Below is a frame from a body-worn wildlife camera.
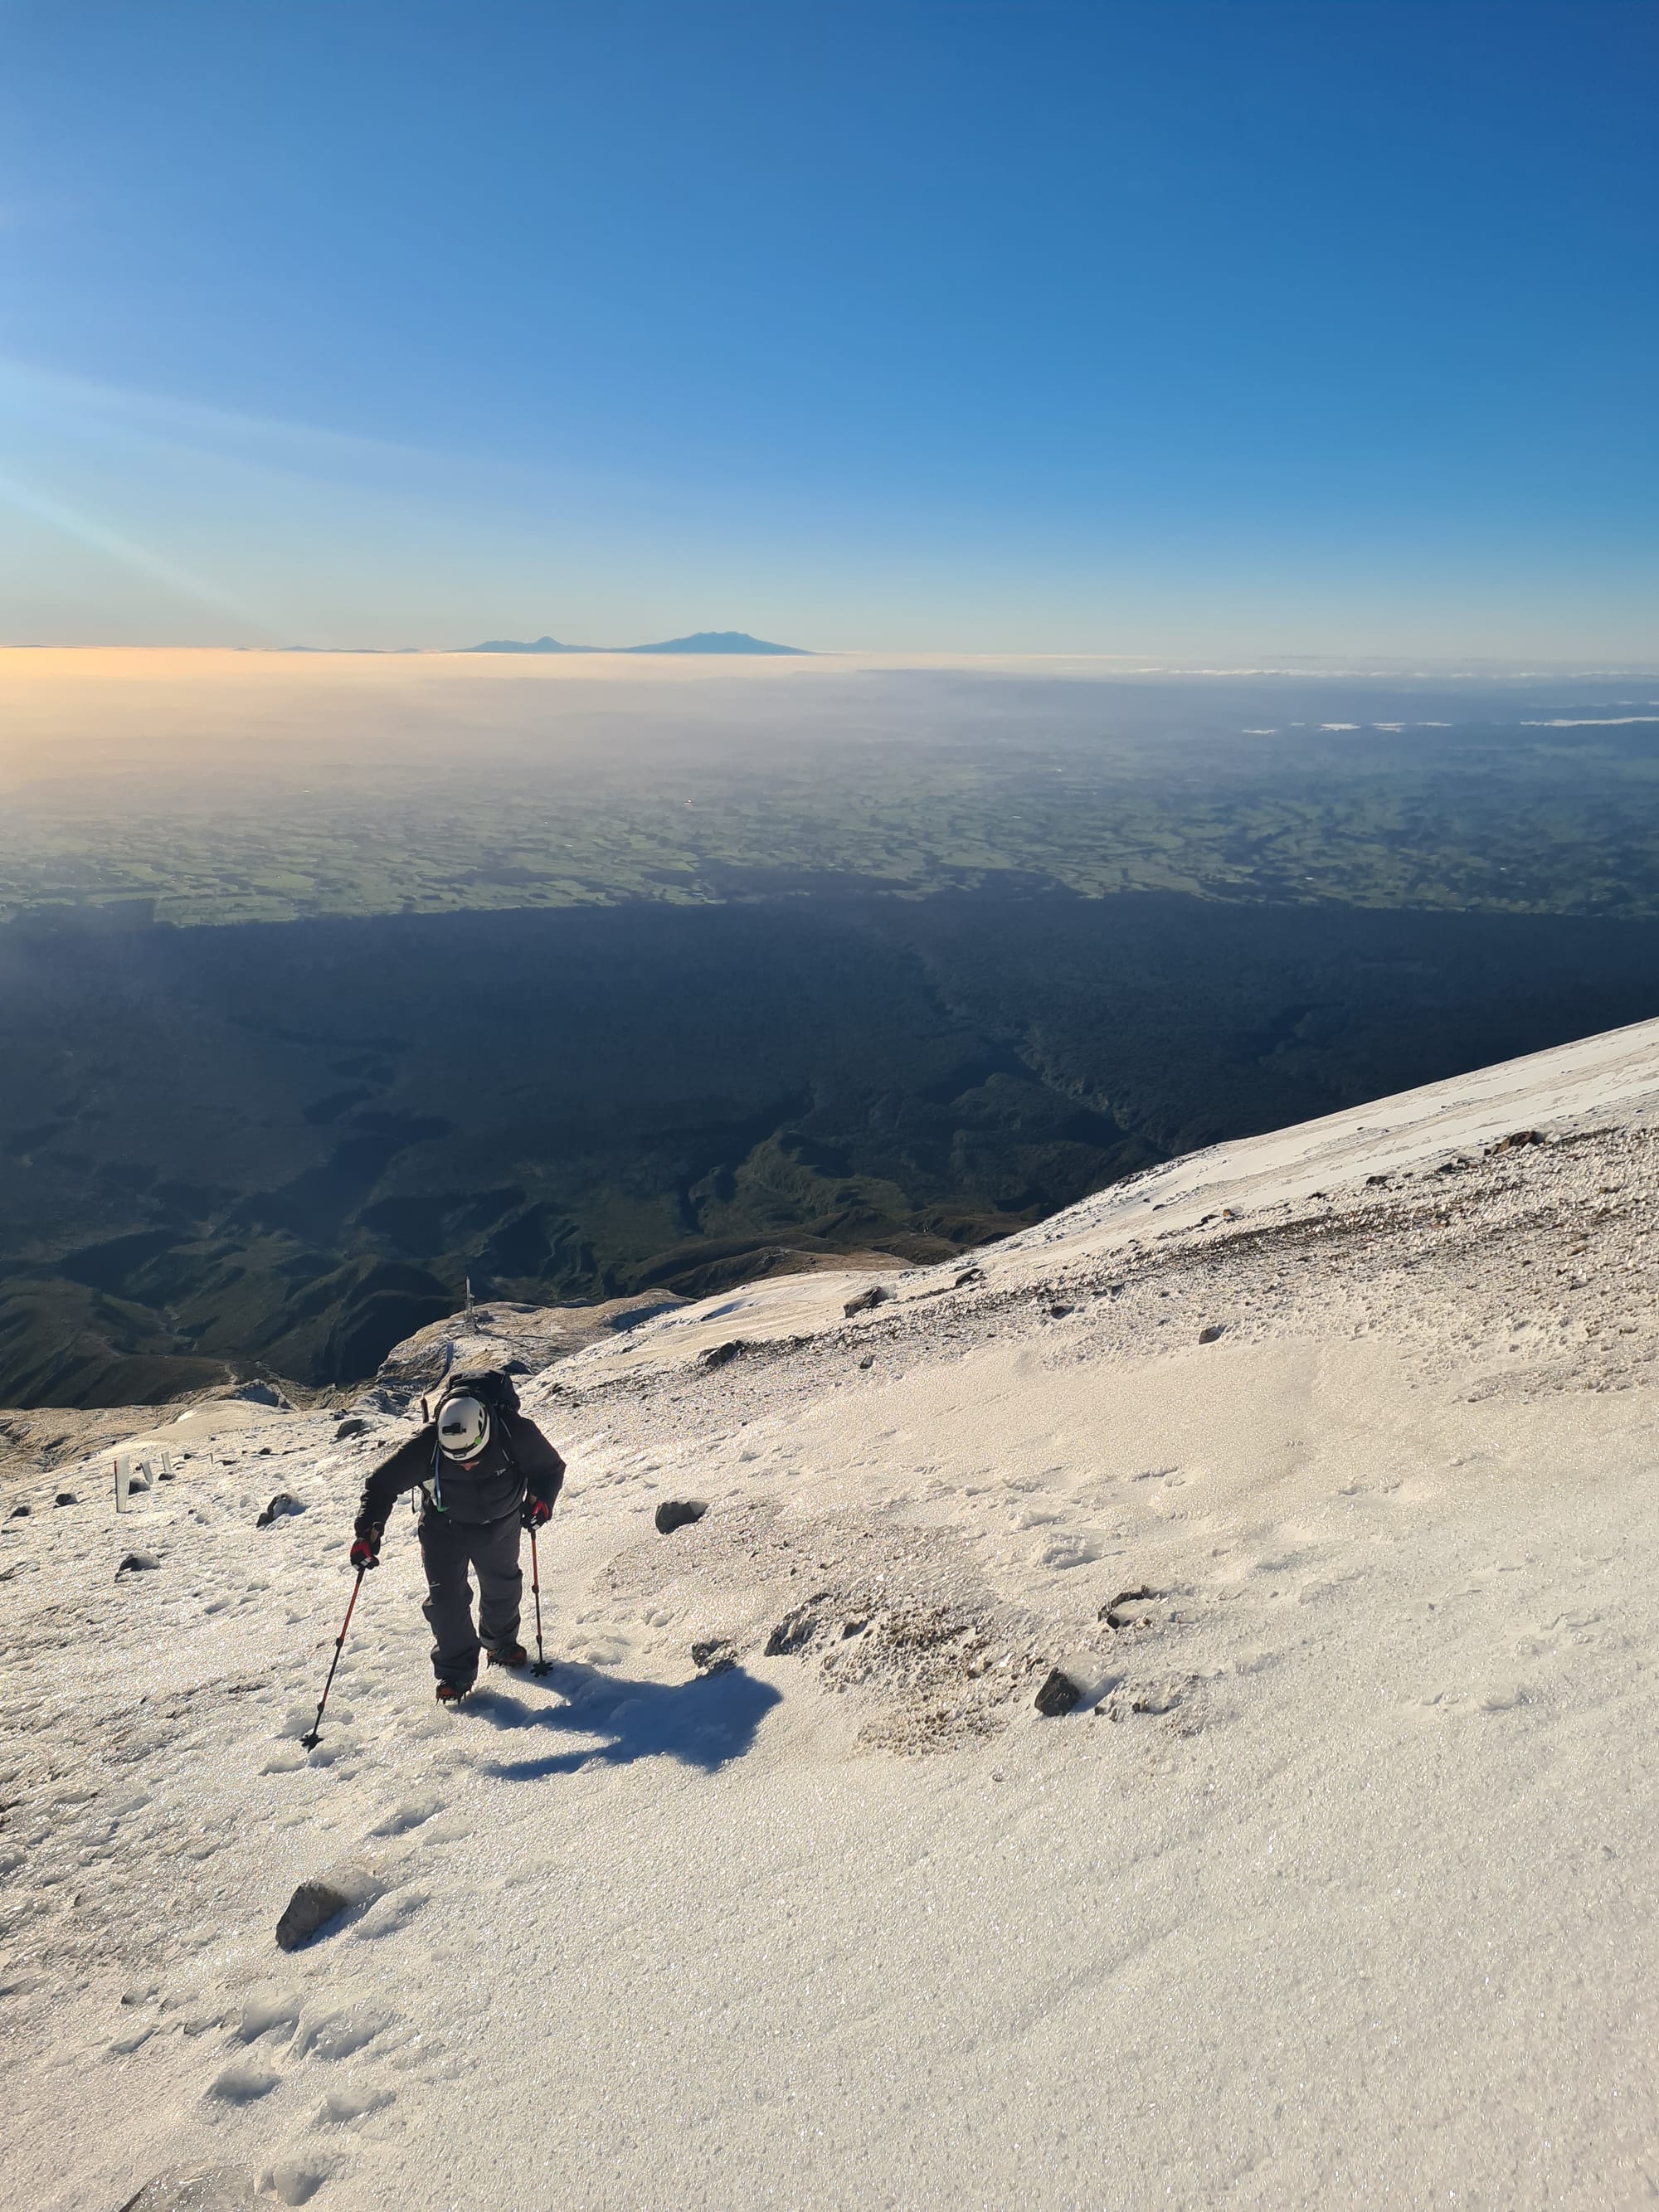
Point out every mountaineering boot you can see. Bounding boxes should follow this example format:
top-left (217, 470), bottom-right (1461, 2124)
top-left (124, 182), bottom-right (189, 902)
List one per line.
top-left (435, 1680), bottom-right (469, 1706)
top-left (486, 1641), bottom-right (528, 1670)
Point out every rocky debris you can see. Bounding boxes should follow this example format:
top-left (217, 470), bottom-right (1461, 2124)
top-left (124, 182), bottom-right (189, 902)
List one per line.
top-left (764, 1605), bottom-right (822, 1656)
top-left (373, 1291), bottom-right (688, 1404)
top-left (275, 1879), bottom-right (352, 1952)
top-left (1034, 1668), bottom-right (1082, 1717)
top-left (1365, 1173), bottom-right (1390, 1186)
top-left (1490, 1129), bottom-right (1545, 1152)
top-left (844, 1285), bottom-right (893, 1317)
top-left (116, 1551), bottom-right (160, 1575)
top-left (691, 1638), bottom-right (736, 1674)
top-left (698, 1339), bottom-right (750, 1370)
top-left (53, 1491), bottom-right (76, 1507)
top-left (231, 1381), bottom-right (290, 1409)
top-left (1198, 1324), bottom-right (1225, 1344)
top-left (333, 1417), bottom-right (369, 1440)
top-left (255, 1493), bottom-right (304, 1528)
top-left (654, 1498), bottom-right (708, 1535)
top-left (954, 1266), bottom-right (985, 1288)
top-left (1101, 1587), bottom-right (1158, 1629)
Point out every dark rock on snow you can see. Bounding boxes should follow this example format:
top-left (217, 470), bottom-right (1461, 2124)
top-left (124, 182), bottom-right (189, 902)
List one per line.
top-left (1034, 1668), bottom-right (1083, 1717)
top-left (844, 1285), bottom-right (893, 1317)
top-left (698, 1339), bottom-right (750, 1370)
top-left (1490, 1128), bottom-right (1545, 1153)
top-left (7, 1502), bottom-right (29, 1518)
top-left (691, 1638), bottom-right (736, 1674)
top-left (54, 1491), bottom-right (76, 1506)
top-left (255, 1493), bottom-right (304, 1528)
top-left (334, 1417), bottom-right (369, 1441)
top-left (275, 1879), bottom-right (352, 1952)
top-left (654, 1498), bottom-right (708, 1535)
top-left (1198, 1324), bottom-right (1225, 1344)
top-left (117, 1551), bottom-right (160, 1575)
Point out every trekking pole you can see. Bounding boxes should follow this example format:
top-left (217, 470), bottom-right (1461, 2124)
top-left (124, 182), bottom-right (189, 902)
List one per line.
top-left (528, 1525), bottom-right (551, 1675)
top-left (300, 1566), bottom-right (365, 1748)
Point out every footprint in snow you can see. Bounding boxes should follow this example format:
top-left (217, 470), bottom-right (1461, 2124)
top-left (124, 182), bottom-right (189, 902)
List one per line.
top-left (206, 2057), bottom-right (280, 2104)
top-left (291, 2005), bottom-right (393, 2063)
top-left (353, 1889), bottom-right (426, 1940)
top-left (314, 2082), bottom-right (396, 2127)
top-left (258, 2150), bottom-right (342, 2206)
top-left (367, 1794), bottom-right (443, 1837)
top-left (235, 1992), bottom-right (302, 2045)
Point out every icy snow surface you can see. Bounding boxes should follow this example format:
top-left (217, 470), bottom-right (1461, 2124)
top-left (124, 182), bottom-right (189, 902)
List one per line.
top-left (2, 1018), bottom-right (1657, 2208)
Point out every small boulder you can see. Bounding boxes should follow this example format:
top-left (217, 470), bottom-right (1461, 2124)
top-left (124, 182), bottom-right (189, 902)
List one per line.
top-left (54, 1492), bottom-right (76, 1507)
top-left (275, 1879), bottom-right (351, 1952)
top-left (503, 1358), bottom-right (530, 1376)
top-left (255, 1493), bottom-right (304, 1529)
top-left (1198, 1325), bottom-right (1224, 1344)
top-left (1048, 1303), bottom-right (1075, 1319)
top-left (698, 1339), bottom-right (749, 1370)
top-left (844, 1286), bottom-right (893, 1317)
top-left (7, 1502), bottom-right (30, 1519)
top-left (654, 1498), bottom-right (708, 1535)
top-left (333, 1417), bottom-right (369, 1441)
top-left (691, 1638), bottom-right (736, 1675)
top-left (954, 1266), bottom-right (985, 1289)
top-left (858, 1354), bottom-right (874, 1370)
top-left (1034, 1668), bottom-right (1082, 1717)
top-left (117, 1551), bottom-right (161, 1576)
top-left (1490, 1129), bottom-right (1544, 1153)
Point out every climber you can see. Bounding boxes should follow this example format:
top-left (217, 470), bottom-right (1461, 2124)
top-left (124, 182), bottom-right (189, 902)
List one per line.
top-left (350, 1367), bottom-right (565, 1704)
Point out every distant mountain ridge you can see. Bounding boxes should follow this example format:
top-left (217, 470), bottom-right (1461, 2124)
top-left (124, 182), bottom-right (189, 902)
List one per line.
top-left (462, 630), bottom-right (809, 656)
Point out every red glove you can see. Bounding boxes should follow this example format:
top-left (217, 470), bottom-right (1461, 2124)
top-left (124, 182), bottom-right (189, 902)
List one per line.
top-left (522, 1496), bottom-right (552, 1531)
top-left (349, 1534), bottom-right (380, 1569)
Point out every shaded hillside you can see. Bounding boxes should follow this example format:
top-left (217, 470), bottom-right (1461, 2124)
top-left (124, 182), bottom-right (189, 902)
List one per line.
top-left (5, 887), bottom-right (1659, 1405)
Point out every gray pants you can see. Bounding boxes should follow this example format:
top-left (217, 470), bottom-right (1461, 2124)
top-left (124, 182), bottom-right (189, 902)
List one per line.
top-left (418, 1510), bottom-right (522, 1688)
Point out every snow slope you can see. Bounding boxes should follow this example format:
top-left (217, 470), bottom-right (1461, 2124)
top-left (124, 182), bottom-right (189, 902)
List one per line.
top-left (2, 1020), bottom-right (1657, 2210)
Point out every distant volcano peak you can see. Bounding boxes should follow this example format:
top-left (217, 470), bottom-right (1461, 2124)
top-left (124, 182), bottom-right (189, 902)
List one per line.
top-left (460, 629), bottom-right (810, 656)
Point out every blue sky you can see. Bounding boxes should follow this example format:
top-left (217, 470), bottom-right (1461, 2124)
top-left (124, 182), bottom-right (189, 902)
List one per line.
top-left (1, 0), bottom-right (1655, 654)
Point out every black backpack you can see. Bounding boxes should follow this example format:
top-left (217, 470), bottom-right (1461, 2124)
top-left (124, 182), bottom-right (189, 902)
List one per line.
top-left (417, 1365), bottom-right (523, 1514)
top-left (421, 1364), bottom-right (521, 1426)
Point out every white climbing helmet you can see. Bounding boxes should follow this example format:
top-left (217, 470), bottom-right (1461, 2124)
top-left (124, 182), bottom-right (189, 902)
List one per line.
top-left (435, 1393), bottom-right (490, 1461)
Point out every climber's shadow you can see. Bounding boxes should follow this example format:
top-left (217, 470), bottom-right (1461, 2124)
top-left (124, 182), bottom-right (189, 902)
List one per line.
top-left (469, 1658), bottom-right (780, 1778)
